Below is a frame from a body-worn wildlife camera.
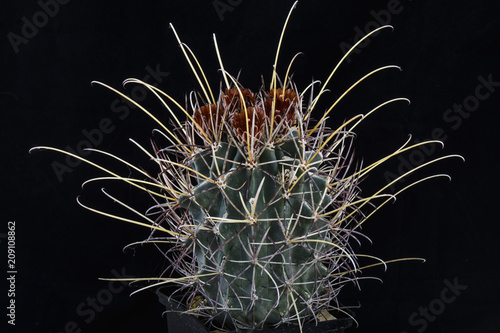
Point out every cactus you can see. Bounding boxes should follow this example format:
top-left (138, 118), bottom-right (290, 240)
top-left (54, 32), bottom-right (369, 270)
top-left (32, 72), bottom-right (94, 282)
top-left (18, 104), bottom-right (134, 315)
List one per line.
top-left (178, 85), bottom-right (357, 330)
top-left (30, 2), bottom-right (462, 332)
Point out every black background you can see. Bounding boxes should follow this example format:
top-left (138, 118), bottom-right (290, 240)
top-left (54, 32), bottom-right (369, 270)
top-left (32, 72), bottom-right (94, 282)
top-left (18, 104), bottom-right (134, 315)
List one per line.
top-left (2, 0), bottom-right (500, 332)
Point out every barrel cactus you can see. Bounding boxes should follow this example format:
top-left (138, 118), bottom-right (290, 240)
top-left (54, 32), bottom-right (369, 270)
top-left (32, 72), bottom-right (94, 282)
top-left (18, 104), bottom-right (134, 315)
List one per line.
top-left (31, 2), bottom-right (461, 332)
top-left (178, 85), bottom-right (357, 330)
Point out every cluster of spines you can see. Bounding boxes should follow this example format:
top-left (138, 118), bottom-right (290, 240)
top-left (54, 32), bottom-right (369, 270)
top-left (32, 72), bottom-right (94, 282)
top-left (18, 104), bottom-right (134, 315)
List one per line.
top-left (29, 2), bottom-right (464, 332)
top-left (172, 95), bottom-right (363, 330)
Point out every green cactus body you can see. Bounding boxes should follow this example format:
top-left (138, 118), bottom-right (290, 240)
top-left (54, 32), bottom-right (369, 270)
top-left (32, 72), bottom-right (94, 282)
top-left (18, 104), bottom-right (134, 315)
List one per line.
top-left (172, 86), bottom-right (357, 330)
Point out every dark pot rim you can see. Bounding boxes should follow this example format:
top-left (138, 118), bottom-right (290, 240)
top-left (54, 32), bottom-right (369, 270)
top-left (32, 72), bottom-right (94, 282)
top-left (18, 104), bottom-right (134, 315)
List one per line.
top-left (157, 288), bottom-right (353, 333)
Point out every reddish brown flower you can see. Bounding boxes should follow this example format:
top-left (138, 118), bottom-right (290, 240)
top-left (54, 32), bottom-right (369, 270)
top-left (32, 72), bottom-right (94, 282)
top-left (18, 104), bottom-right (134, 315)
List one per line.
top-left (230, 106), bottom-right (266, 143)
top-left (193, 87), bottom-right (300, 145)
top-left (262, 88), bottom-right (299, 135)
top-left (193, 104), bottom-right (223, 136)
top-left (222, 88), bottom-right (256, 113)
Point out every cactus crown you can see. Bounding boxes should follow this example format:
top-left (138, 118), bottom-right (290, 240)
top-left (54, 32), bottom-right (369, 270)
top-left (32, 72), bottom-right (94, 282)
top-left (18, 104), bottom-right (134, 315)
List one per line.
top-left (194, 87), bottom-right (299, 147)
top-left (30, 2), bottom-right (462, 332)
